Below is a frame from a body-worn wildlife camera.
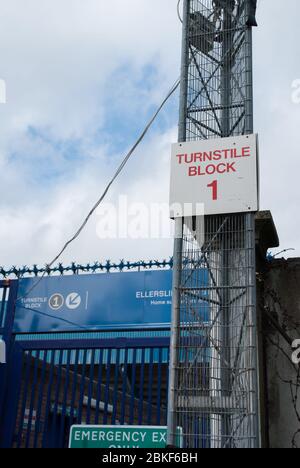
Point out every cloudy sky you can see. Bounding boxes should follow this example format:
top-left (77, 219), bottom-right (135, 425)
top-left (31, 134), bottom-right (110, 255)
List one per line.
top-left (0, 0), bottom-right (299, 270)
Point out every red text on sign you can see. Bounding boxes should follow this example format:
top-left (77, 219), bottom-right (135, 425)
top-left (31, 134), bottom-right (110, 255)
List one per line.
top-left (207, 180), bottom-right (218, 201)
top-left (188, 162), bottom-right (236, 177)
top-left (176, 146), bottom-right (251, 165)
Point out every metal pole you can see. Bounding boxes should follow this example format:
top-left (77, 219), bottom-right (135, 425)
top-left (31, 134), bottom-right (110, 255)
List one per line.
top-left (244, 2), bottom-right (254, 136)
top-left (245, 212), bottom-right (260, 448)
top-left (219, 6), bottom-right (234, 447)
top-left (167, 0), bottom-right (189, 447)
top-left (244, 0), bottom-right (260, 448)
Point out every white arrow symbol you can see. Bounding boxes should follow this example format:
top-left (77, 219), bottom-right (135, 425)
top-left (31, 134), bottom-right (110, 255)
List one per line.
top-left (66, 293), bottom-right (82, 310)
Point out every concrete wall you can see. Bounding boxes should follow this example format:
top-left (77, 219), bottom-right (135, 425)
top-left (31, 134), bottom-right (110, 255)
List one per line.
top-left (262, 258), bottom-right (300, 449)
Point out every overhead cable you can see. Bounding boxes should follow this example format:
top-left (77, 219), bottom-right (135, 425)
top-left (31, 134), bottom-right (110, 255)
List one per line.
top-left (16, 77), bottom-right (180, 301)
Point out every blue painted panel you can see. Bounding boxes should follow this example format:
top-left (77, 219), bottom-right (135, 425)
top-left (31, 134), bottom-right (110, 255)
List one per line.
top-left (14, 270), bottom-right (208, 334)
top-left (14, 271), bottom-right (173, 333)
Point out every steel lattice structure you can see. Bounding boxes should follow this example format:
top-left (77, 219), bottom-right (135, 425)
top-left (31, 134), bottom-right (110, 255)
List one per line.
top-left (167, 0), bottom-right (260, 448)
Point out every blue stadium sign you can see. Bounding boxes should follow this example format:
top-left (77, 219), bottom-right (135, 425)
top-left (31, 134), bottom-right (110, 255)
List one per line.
top-left (14, 269), bottom-right (208, 334)
top-left (14, 270), bottom-right (174, 333)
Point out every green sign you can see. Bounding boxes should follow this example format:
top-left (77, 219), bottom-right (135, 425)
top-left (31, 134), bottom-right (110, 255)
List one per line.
top-left (69, 425), bottom-right (183, 449)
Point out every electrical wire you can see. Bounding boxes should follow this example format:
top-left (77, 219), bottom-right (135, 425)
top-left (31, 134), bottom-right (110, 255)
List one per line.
top-left (273, 248), bottom-right (295, 258)
top-left (177, 0), bottom-right (183, 23)
top-left (16, 77), bottom-right (180, 302)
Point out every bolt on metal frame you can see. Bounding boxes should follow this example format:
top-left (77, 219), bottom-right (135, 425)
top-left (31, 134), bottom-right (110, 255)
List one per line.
top-left (168, 0), bottom-right (260, 448)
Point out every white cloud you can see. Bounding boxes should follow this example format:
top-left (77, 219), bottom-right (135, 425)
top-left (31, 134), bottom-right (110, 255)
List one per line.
top-left (0, 123), bottom-right (178, 267)
top-left (0, 0), bottom-right (181, 267)
top-left (254, 0), bottom-right (300, 257)
top-left (0, 0), bottom-right (299, 270)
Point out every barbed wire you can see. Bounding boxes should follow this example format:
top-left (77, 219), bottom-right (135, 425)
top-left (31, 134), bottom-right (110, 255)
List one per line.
top-left (0, 259), bottom-right (173, 279)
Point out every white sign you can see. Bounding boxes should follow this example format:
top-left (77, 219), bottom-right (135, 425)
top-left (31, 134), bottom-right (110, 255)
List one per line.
top-left (170, 134), bottom-right (259, 217)
top-left (48, 293), bottom-right (64, 310)
top-left (66, 292), bottom-right (82, 310)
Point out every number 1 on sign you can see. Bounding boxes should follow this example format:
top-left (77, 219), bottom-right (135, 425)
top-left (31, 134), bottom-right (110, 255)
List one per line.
top-left (207, 180), bottom-right (218, 201)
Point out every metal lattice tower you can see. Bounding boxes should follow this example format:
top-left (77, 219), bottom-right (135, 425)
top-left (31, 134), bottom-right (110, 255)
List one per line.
top-left (167, 0), bottom-right (260, 448)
